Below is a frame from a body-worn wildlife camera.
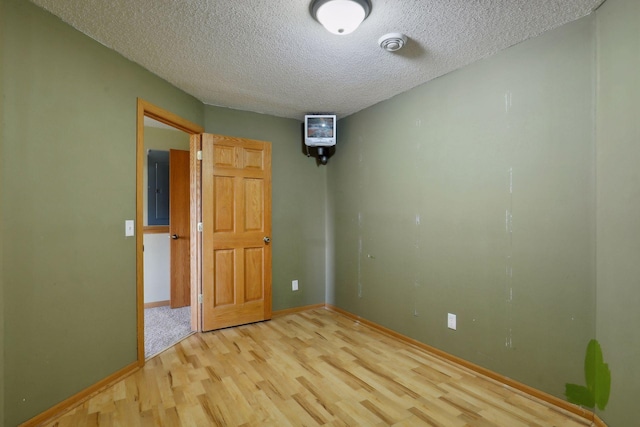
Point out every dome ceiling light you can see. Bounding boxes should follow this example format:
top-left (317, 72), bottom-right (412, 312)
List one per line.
top-left (310, 0), bottom-right (372, 35)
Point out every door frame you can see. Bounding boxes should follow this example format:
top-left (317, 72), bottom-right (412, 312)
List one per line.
top-left (136, 98), bottom-right (204, 366)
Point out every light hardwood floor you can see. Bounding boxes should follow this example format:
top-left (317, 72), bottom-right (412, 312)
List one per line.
top-left (46, 308), bottom-right (593, 426)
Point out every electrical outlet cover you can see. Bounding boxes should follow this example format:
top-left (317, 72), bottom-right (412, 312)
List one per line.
top-left (125, 220), bottom-right (135, 237)
top-left (448, 313), bottom-right (457, 330)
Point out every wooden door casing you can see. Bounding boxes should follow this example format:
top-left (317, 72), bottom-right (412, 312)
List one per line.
top-left (201, 134), bottom-right (272, 331)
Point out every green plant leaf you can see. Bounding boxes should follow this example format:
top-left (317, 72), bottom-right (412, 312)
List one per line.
top-left (584, 339), bottom-right (597, 394)
top-left (595, 357), bottom-right (611, 409)
top-left (565, 383), bottom-right (595, 408)
top-left (572, 339), bottom-right (611, 410)
top-left (585, 339), bottom-right (612, 410)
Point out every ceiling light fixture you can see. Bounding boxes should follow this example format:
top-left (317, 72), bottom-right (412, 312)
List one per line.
top-left (311, 0), bottom-right (371, 35)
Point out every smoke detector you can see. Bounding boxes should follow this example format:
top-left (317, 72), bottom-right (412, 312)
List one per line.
top-left (378, 33), bottom-right (407, 52)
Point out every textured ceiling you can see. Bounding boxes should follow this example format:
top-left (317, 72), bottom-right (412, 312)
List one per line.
top-left (30, 0), bottom-right (604, 119)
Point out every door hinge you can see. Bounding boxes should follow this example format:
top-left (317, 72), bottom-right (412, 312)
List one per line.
top-left (198, 294), bottom-right (203, 304)
top-left (197, 222), bottom-right (203, 232)
top-left (196, 150), bottom-right (203, 161)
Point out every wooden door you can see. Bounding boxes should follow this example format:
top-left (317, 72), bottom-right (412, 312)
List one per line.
top-left (169, 149), bottom-right (190, 308)
top-left (201, 134), bottom-right (272, 331)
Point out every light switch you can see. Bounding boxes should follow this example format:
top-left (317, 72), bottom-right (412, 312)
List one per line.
top-left (448, 313), bottom-right (457, 330)
top-left (125, 220), bottom-right (135, 237)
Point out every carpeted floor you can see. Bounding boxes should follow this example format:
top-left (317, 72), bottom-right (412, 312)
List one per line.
top-left (144, 305), bottom-right (192, 359)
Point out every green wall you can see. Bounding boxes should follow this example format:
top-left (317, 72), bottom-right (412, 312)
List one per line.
top-left (329, 1), bottom-right (640, 423)
top-left (595, 0), bottom-right (640, 425)
top-left (0, 0), bottom-right (203, 424)
top-left (144, 125), bottom-right (191, 152)
top-left (0, 0), bottom-right (5, 423)
top-left (205, 106), bottom-right (328, 311)
top-left (329, 16), bottom-right (596, 401)
top-left (0, 1), bottom-right (327, 422)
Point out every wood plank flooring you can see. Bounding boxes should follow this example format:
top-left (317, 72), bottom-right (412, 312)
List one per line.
top-left (46, 308), bottom-right (593, 426)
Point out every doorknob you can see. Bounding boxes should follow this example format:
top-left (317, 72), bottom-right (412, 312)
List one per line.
top-left (171, 234), bottom-right (178, 240)
top-left (263, 236), bottom-right (271, 244)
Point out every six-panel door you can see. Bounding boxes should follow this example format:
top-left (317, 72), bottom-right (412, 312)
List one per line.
top-left (201, 134), bottom-right (272, 331)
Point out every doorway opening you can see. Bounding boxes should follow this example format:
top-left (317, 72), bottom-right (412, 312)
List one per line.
top-left (136, 99), bottom-right (204, 365)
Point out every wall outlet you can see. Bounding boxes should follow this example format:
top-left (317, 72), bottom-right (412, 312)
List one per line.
top-left (292, 280), bottom-right (299, 291)
top-left (448, 313), bottom-right (457, 330)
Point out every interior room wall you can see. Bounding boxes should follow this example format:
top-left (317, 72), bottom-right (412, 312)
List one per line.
top-left (142, 126), bottom-right (190, 304)
top-left (0, 0), bottom-right (203, 424)
top-left (4, 0), bottom-right (638, 425)
top-left (204, 106), bottom-right (328, 311)
top-left (595, 0), bottom-right (640, 424)
top-left (329, 15), bottom-right (596, 403)
top-left (143, 234), bottom-right (171, 304)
